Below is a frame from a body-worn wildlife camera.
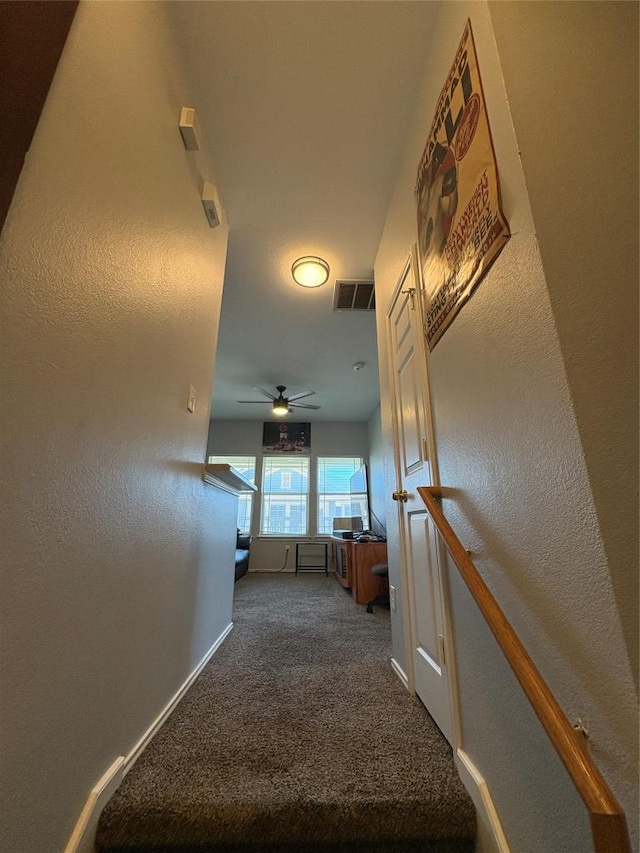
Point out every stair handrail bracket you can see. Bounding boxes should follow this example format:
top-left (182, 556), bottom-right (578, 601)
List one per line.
top-left (417, 486), bottom-right (631, 853)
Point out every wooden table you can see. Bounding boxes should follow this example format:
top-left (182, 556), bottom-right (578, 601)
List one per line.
top-left (331, 537), bottom-right (388, 605)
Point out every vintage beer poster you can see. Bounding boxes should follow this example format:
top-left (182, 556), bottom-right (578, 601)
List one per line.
top-left (416, 21), bottom-right (509, 350)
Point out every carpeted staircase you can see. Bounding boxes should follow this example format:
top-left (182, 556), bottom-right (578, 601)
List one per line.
top-left (95, 573), bottom-right (475, 852)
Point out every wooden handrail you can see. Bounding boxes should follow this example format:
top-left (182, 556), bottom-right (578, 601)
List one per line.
top-left (417, 486), bottom-right (631, 853)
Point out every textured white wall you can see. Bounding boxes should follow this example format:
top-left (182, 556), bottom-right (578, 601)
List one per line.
top-left (207, 419), bottom-right (369, 458)
top-left (374, 2), bottom-right (638, 851)
top-left (0, 3), bottom-right (232, 851)
top-left (489, 0), bottom-right (639, 692)
top-left (367, 406), bottom-right (387, 537)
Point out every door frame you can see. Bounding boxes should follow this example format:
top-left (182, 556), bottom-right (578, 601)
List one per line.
top-left (385, 246), bottom-right (461, 742)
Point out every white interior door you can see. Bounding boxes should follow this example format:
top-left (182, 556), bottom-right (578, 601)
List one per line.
top-left (387, 250), bottom-right (454, 744)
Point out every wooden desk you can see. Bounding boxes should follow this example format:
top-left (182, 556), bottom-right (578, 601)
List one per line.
top-left (331, 537), bottom-right (388, 605)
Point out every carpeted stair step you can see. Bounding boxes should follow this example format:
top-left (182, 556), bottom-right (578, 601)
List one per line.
top-left (96, 574), bottom-right (475, 852)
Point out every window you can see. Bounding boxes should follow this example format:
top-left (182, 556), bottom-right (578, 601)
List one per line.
top-left (208, 455), bottom-right (256, 533)
top-left (317, 457), bottom-right (369, 535)
top-left (260, 457), bottom-right (309, 536)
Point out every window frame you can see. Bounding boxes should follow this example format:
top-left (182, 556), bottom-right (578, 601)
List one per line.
top-left (259, 455), bottom-right (310, 537)
top-left (316, 456), bottom-right (369, 536)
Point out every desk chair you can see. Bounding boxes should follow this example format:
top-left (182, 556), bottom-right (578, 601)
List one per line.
top-left (366, 561), bottom-right (389, 613)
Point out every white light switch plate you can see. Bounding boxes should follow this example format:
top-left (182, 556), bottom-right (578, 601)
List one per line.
top-left (188, 385), bottom-right (197, 412)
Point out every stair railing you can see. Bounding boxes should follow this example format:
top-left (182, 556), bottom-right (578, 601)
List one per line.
top-left (417, 485), bottom-right (631, 853)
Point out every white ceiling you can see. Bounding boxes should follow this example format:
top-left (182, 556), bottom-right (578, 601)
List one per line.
top-left (169, 1), bottom-right (437, 422)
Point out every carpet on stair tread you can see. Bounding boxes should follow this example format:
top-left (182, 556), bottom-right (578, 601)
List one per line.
top-left (96, 574), bottom-right (475, 852)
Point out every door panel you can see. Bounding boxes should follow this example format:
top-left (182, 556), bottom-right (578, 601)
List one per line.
top-left (408, 511), bottom-right (441, 670)
top-left (387, 250), bottom-right (453, 744)
top-left (397, 347), bottom-right (424, 475)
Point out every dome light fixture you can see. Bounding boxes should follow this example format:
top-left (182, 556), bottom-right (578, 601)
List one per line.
top-left (291, 256), bottom-right (330, 288)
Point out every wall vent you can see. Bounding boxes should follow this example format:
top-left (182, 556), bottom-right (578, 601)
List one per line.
top-left (333, 279), bottom-right (375, 311)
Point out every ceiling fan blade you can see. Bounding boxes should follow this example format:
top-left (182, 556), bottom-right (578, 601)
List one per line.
top-left (237, 400), bottom-right (271, 404)
top-left (286, 390), bottom-right (315, 402)
top-left (253, 386), bottom-right (277, 401)
top-left (290, 402), bottom-right (321, 410)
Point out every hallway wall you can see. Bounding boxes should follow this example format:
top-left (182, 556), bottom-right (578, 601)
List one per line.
top-left (367, 406), bottom-right (387, 538)
top-left (0, 3), bottom-right (231, 850)
top-left (489, 0), bottom-right (639, 692)
top-left (374, 2), bottom-right (638, 851)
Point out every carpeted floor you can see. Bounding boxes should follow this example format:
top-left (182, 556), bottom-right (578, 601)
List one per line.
top-left (96, 573), bottom-right (475, 852)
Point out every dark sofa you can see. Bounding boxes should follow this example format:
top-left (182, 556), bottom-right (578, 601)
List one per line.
top-left (235, 531), bottom-right (252, 581)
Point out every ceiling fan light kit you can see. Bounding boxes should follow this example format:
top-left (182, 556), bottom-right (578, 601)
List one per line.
top-left (291, 256), bottom-right (330, 288)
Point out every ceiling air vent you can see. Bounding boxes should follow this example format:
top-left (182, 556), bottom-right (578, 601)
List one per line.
top-left (332, 279), bottom-right (376, 311)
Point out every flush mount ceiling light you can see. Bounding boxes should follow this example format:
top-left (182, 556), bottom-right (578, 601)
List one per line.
top-left (291, 256), bottom-right (330, 288)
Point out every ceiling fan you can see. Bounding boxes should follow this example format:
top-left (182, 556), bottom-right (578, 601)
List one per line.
top-left (237, 385), bottom-right (320, 416)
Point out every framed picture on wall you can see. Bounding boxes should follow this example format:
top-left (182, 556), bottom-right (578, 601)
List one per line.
top-left (416, 19), bottom-right (510, 351)
top-left (262, 422), bottom-right (311, 454)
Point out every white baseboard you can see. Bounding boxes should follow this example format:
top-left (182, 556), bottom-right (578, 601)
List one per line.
top-left (456, 748), bottom-right (510, 853)
top-left (62, 757), bottom-right (125, 853)
top-left (390, 656), bottom-right (409, 690)
top-left (64, 622), bottom-right (234, 853)
top-left (123, 622), bottom-right (233, 772)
